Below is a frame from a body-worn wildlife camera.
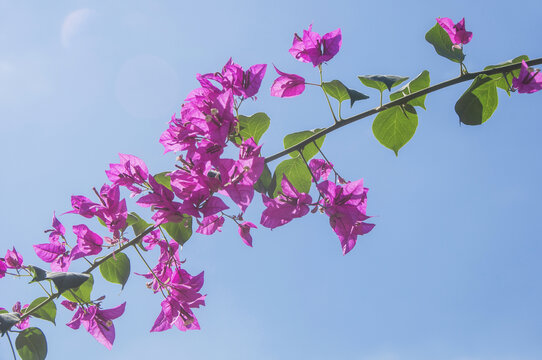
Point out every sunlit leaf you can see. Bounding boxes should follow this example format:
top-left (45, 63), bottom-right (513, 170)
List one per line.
top-left (322, 80), bottom-right (350, 102)
top-left (237, 112), bottom-right (271, 144)
top-left (99, 252), bottom-right (131, 289)
top-left (283, 129), bottom-right (325, 160)
top-left (26, 298), bottom-right (56, 325)
top-left (127, 212), bottom-right (152, 236)
top-left (389, 70), bottom-right (430, 109)
top-left (270, 157), bottom-right (312, 198)
top-left (162, 215), bottom-right (193, 246)
top-left (372, 105), bottom-right (418, 155)
top-left (153, 172), bottom-right (172, 190)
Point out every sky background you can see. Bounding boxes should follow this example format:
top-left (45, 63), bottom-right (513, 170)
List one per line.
top-left (1, 1), bottom-right (541, 359)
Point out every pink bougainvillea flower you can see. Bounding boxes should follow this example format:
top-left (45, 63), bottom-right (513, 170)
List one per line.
top-left (196, 215), bottom-right (225, 235)
top-left (95, 184), bottom-right (128, 238)
top-left (150, 296), bottom-right (201, 332)
top-left (4, 247), bottom-right (23, 269)
top-left (270, 66), bottom-right (305, 98)
top-left (60, 300), bottom-right (78, 311)
top-left (436, 17), bottom-right (473, 46)
top-left (12, 302), bottom-right (29, 330)
top-left (218, 157), bottom-right (263, 212)
top-left (45, 212), bottom-right (65, 242)
top-left (66, 302), bottom-right (126, 350)
top-left (221, 59), bottom-right (268, 99)
top-left (0, 259), bottom-right (7, 278)
top-left (64, 195), bottom-right (99, 218)
top-left (512, 60), bottom-right (542, 94)
top-left (0, 302), bottom-right (30, 329)
top-left (33, 240), bottom-right (71, 272)
top-left (137, 175), bottom-right (187, 225)
top-left (151, 268), bottom-right (205, 332)
top-left (34, 213), bottom-right (71, 271)
top-left (260, 175), bottom-right (313, 229)
top-left (317, 179), bottom-right (375, 255)
top-left (159, 113), bottom-right (202, 154)
top-left (238, 221), bottom-right (257, 247)
top-left (106, 153), bottom-right (149, 196)
top-left (70, 224), bottom-right (103, 260)
top-left (198, 59), bottom-right (267, 99)
top-left (289, 25), bottom-right (342, 67)
top-left (308, 158), bottom-right (334, 182)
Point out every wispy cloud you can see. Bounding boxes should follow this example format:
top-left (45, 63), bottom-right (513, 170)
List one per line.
top-left (61, 8), bottom-right (95, 48)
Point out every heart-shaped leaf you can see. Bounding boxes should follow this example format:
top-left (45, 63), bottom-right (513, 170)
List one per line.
top-left (236, 112), bottom-right (271, 144)
top-left (99, 252), bottom-right (131, 289)
top-left (372, 105), bottom-right (418, 155)
top-left (16, 327), bottom-right (47, 360)
top-left (162, 215), bottom-right (193, 246)
top-left (283, 129), bottom-right (325, 160)
top-left (26, 298), bottom-right (56, 325)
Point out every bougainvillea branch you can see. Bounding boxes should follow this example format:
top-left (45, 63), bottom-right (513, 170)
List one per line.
top-left (2, 18), bottom-right (542, 359)
top-left (264, 57), bottom-right (542, 163)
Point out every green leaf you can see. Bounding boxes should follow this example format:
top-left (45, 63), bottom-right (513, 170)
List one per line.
top-left (254, 164), bottom-right (272, 194)
top-left (99, 252), bottom-right (131, 289)
top-left (425, 22), bottom-right (465, 63)
top-left (455, 74), bottom-right (499, 126)
top-left (237, 112), bottom-right (271, 144)
top-left (62, 274), bottom-right (93, 303)
top-left (127, 212), bottom-right (151, 236)
top-left (15, 327), bottom-right (47, 360)
top-left (154, 172), bottom-right (172, 190)
top-left (26, 298), bottom-right (56, 325)
top-left (283, 129), bottom-right (325, 160)
top-left (162, 215), bottom-right (193, 246)
top-left (389, 70), bottom-right (431, 109)
top-left (346, 87), bottom-right (369, 107)
top-left (0, 312), bottom-right (20, 335)
top-left (46, 272), bottom-right (90, 295)
top-left (485, 55), bottom-right (529, 95)
top-left (271, 156), bottom-right (312, 198)
top-left (372, 105), bottom-right (418, 155)
top-left (358, 75), bottom-right (409, 92)
top-left (30, 266), bottom-right (92, 300)
top-left (322, 80), bottom-right (350, 102)
top-left (322, 80), bottom-right (369, 107)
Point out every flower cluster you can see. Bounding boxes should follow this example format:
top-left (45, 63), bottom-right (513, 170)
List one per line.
top-left (158, 59), bottom-right (266, 242)
top-left (260, 157), bottom-right (374, 255)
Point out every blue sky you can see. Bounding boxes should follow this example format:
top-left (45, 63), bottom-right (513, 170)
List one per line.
top-left (1, 1), bottom-right (541, 359)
